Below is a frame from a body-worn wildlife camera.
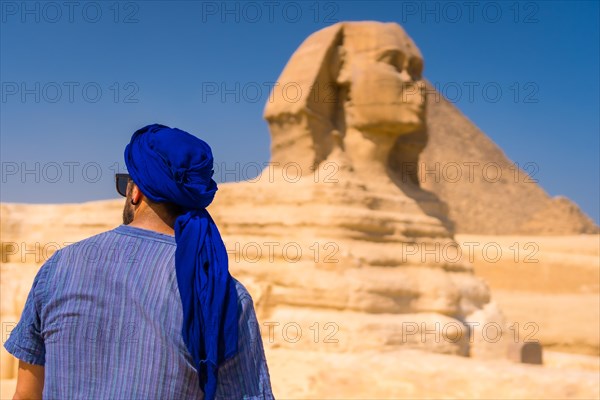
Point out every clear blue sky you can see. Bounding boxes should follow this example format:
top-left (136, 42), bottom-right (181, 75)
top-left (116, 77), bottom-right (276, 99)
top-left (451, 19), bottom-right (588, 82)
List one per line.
top-left (1, 1), bottom-right (598, 223)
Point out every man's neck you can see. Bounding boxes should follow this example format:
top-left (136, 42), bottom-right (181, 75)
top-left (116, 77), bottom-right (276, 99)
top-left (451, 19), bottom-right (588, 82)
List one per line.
top-left (127, 199), bottom-right (179, 236)
top-left (128, 220), bottom-right (175, 237)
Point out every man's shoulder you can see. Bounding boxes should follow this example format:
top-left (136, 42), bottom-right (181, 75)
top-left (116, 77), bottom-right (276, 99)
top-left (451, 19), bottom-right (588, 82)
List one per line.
top-left (50, 228), bottom-right (120, 262)
top-left (231, 277), bottom-right (253, 301)
top-left (24, 229), bottom-right (119, 305)
top-left (231, 278), bottom-right (261, 318)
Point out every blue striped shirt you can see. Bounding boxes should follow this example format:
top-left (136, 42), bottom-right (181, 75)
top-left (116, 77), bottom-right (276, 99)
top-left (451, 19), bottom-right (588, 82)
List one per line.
top-left (4, 224), bottom-right (274, 399)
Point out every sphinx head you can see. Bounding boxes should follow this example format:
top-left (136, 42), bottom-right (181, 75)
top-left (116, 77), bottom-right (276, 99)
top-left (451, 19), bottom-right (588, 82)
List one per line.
top-left (338, 22), bottom-right (425, 135)
top-left (264, 21), bottom-right (426, 176)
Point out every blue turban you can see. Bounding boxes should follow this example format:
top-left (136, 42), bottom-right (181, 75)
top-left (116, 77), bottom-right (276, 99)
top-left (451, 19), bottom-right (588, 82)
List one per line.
top-left (124, 124), bottom-right (238, 399)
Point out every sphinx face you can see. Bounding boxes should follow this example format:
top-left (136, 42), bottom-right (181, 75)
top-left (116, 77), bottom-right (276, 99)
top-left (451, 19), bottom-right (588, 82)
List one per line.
top-left (339, 24), bottom-right (426, 137)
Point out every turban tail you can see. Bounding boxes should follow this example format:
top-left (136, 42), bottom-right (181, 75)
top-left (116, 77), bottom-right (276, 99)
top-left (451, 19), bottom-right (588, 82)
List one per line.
top-left (124, 124), bottom-right (238, 400)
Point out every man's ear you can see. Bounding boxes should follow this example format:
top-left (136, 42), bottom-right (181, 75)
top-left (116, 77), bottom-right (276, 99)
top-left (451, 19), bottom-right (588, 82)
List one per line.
top-left (131, 183), bottom-right (143, 205)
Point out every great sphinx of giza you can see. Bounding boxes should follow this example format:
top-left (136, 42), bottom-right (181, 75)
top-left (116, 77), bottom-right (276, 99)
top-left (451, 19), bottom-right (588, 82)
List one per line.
top-left (210, 21), bottom-right (504, 357)
top-left (259, 20), bottom-right (598, 236)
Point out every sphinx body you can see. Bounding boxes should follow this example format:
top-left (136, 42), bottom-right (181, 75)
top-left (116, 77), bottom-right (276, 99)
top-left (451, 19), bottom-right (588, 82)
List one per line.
top-left (210, 22), bottom-right (507, 357)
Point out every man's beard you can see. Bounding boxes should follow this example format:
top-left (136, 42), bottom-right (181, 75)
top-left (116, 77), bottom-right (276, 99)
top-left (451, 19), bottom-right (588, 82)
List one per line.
top-left (122, 184), bottom-right (135, 225)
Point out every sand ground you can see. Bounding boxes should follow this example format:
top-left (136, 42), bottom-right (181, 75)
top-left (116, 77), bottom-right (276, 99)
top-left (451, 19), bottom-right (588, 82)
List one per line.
top-left (456, 234), bottom-right (599, 357)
